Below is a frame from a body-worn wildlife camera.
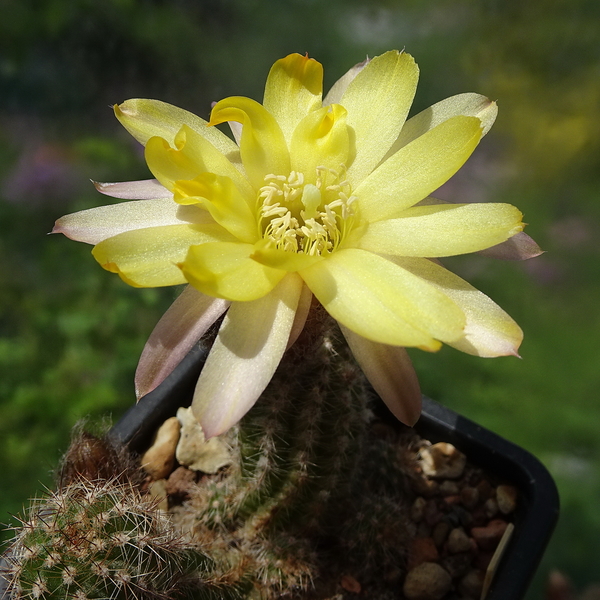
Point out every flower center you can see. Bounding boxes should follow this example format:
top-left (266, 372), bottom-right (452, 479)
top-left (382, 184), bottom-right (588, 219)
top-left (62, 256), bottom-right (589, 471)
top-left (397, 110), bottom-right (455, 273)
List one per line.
top-left (257, 166), bottom-right (357, 256)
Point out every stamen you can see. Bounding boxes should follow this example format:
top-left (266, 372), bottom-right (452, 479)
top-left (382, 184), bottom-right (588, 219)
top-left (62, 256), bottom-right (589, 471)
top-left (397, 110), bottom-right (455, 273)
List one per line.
top-left (257, 167), bottom-right (356, 256)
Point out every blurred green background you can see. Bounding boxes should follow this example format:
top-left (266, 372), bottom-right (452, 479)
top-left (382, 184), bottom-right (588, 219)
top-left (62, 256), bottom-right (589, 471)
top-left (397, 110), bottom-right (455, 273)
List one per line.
top-left (1, 0), bottom-right (598, 597)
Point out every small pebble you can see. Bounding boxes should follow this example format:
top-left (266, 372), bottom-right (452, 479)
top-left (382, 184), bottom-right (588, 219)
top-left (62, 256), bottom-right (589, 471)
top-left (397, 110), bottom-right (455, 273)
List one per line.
top-left (459, 569), bottom-right (485, 599)
top-left (484, 497), bottom-right (499, 518)
top-left (408, 537), bottom-right (439, 570)
top-left (176, 407), bottom-right (232, 473)
top-left (141, 417), bottom-right (181, 480)
top-left (424, 499), bottom-right (442, 526)
top-left (419, 443), bottom-right (467, 480)
top-left (460, 486), bottom-right (479, 509)
top-left (471, 519), bottom-right (508, 551)
top-left (496, 485), bottom-right (518, 514)
top-left (439, 480), bottom-right (459, 496)
top-left (403, 562), bottom-right (452, 600)
top-left (412, 476), bottom-right (440, 497)
top-left (432, 521), bottom-right (451, 549)
top-left (148, 479), bottom-right (169, 511)
top-left (441, 553), bottom-right (472, 579)
top-left (476, 479), bottom-right (493, 501)
top-left (340, 574), bottom-right (361, 594)
top-left (411, 497), bottom-right (427, 522)
top-left (447, 528), bottom-right (472, 554)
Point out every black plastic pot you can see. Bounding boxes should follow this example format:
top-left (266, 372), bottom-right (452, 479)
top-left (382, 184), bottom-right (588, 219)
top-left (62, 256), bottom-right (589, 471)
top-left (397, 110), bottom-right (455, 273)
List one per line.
top-left (108, 342), bottom-right (559, 600)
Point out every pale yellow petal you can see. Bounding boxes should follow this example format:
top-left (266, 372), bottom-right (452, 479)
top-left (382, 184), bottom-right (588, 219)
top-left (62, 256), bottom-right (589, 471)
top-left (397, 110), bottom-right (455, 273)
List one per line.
top-left (145, 125), bottom-right (253, 198)
top-left (299, 249), bottom-right (465, 348)
top-left (340, 326), bottom-right (422, 426)
top-left (251, 239), bottom-right (324, 272)
top-left (115, 99), bottom-right (241, 167)
top-left (192, 274), bottom-right (303, 438)
top-left (357, 203), bottom-right (524, 257)
top-left (173, 174), bottom-right (258, 244)
top-left (340, 51), bottom-right (419, 184)
top-left (323, 57), bottom-right (370, 106)
top-left (92, 223), bottom-right (234, 287)
top-left (209, 97), bottom-right (290, 189)
top-left (263, 53), bottom-right (323, 143)
top-left (383, 93), bottom-right (498, 161)
top-left (181, 242), bottom-right (286, 301)
top-left (388, 257), bottom-right (523, 357)
top-left (290, 104), bottom-right (350, 177)
top-left (353, 116), bottom-right (482, 223)
top-left (52, 200), bottom-right (214, 245)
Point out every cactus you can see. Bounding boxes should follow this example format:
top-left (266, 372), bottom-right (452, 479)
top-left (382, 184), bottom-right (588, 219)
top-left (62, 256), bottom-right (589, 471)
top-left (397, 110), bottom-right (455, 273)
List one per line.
top-left (1, 477), bottom-right (248, 600)
top-left (3, 308), bottom-right (416, 600)
top-left (171, 307), bottom-right (415, 598)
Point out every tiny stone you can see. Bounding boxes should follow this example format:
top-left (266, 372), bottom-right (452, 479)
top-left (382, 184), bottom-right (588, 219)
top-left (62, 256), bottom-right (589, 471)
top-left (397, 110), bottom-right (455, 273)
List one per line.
top-left (496, 485), bottom-right (518, 514)
top-left (447, 528), bottom-right (473, 554)
top-left (403, 562), bottom-right (452, 600)
top-left (432, 521), bottom-right (451, 549)
top-left (441, 553), bottom-right (473, 580)
top-left (340, 574), bottom-right (361, 594)
top-left (460, 486), bottom-right (480, 509)
top-left (471, 519), bottom-right (508, 551)
top-left (439, 480), bottom-right (460, 496)
top-left (176, 407), bottom-right (232, 473)
top-left (484, 498), bottom-right (499, 518)
top-left (476, 479), bottom-right (493, 501)
top-left (424, 499), bottom-right (442, 527)
top-left (408, 537), bottom-right (439, 570)
top-left (148, 479), bottom-right (169, 511)
top-left (417, 522), bottom-right (432, 538)
top-left (411, 497), bottom-right (427, 522)
top-left (141, 417), bottom-right (181, 480)
top-left (412, 476), bottom-right (440, 497)
top-left (458, 569), bottom-right (485, 599)
top-left (419, 443), bottom-right (467, 480)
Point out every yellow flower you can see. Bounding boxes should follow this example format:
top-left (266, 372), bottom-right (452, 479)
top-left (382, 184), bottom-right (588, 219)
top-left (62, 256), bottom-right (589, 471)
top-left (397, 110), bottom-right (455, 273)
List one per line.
top-left (54, 51), bottom-right (538, 438)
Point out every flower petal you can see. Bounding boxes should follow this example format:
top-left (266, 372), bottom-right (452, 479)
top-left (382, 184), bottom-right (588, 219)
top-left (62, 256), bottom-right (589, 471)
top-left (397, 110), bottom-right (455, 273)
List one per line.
top-left (115, 99), bottom-right (241, 166)
top-left (323, 58), bottom-right (370, 106)
top-left (388, 257), bottom-right (523, 357)
top-left (478, 232), bottom-right (544, 261)
top-left (341, 50), bottom-right (419, 184)
top-left (145, 125), bottom-right (253, 198)
top-left (384, 93), bottom-right (497, 160)
top-left (251, 239), bottom-right (324, 272)
top-left (263, 53), bottom-right (323, 143)
top-left (181, 242), bottom-right (286, 301)
top-left (135, 286), bottom-right (230, 399)
top-left (94, 179), bottom-right (170, 200)
top-left (209, 97), bottom-right (290, 189)
top-left (286, 283), bottom-right (313, 350)
top-left (354, 116), bottom-right (483, 223)
top-left (290, 104), bottom-right (351, 177)
top-left (174, 174), bottom-right (258, 243)
top-left (92, 223), bottom-right (235, 287)
top-left (52, 200), bottom-right (214, 245)
top-left (299, 249), bottom-right (465, 349)
top-left (192, 274), bottom-right (303, 438)
top-left (357, 203), bottom-right (523, 257)
top-left (340, 326), bottom-right (422, 426)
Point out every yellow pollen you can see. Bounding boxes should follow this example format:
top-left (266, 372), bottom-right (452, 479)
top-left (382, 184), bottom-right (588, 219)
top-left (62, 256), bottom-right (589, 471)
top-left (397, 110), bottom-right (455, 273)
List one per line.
top-left (257, 166), bottom-right (356, 256)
